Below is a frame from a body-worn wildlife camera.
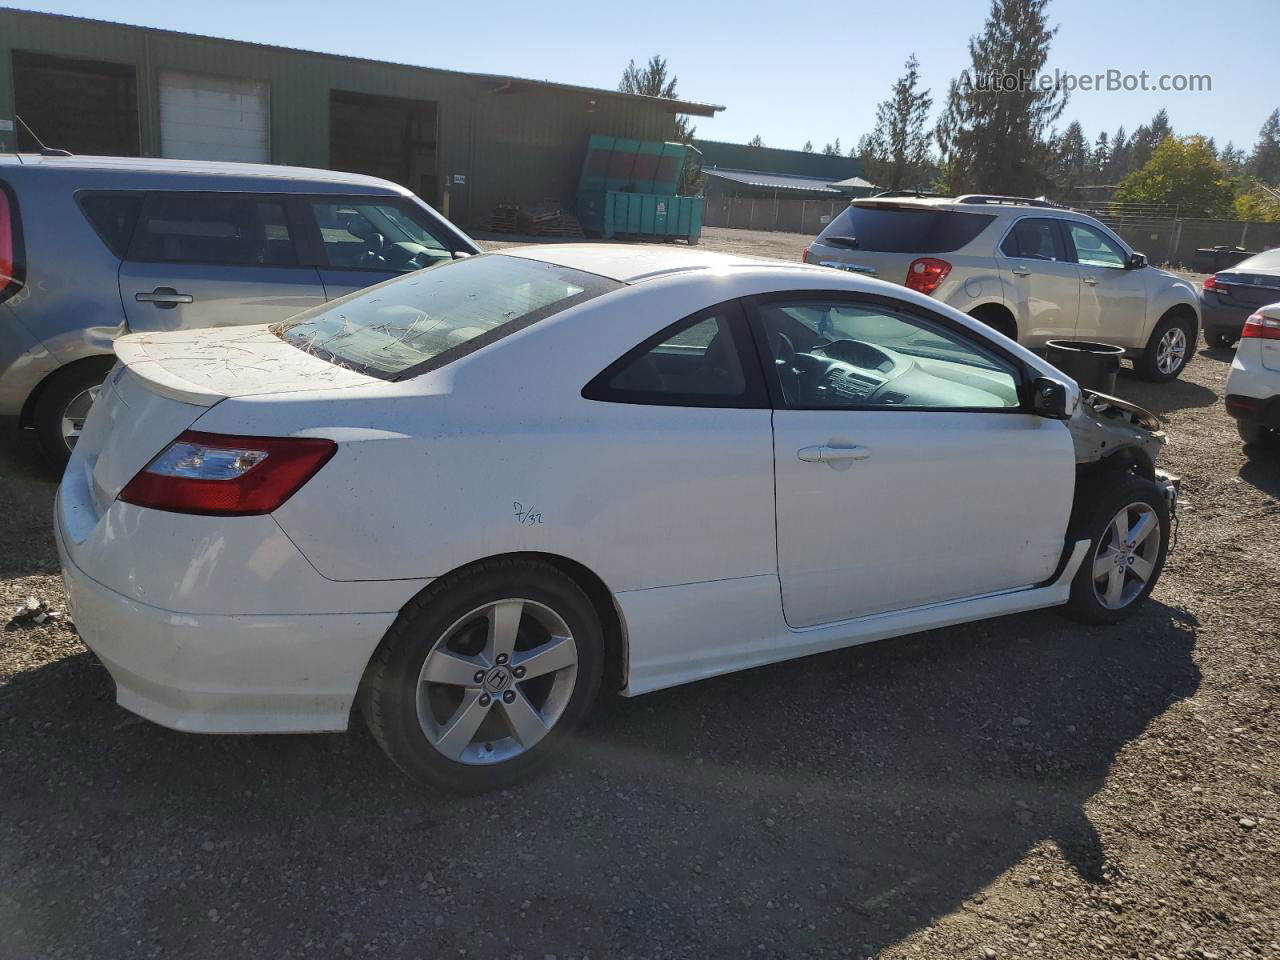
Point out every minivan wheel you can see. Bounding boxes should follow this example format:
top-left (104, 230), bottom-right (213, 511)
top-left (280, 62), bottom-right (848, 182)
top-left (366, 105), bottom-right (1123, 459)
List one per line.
top-left (1136, 312), bottom-right (1194, 381)
top-left (361, 557), bottom-right (604, 792)
top-left (1063, 470), bottom-right (1170, 624)
top-left (32, 361), bottom-right (113, 470)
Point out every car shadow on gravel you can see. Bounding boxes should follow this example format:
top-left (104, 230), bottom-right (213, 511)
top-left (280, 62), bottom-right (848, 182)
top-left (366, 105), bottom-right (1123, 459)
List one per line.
top-left (0, 597), bottom-right (1200, 959)
top-left (1115, 368), bottom-right (1218, 417)
top-left (1239, 446), bottom-right (1280, 497)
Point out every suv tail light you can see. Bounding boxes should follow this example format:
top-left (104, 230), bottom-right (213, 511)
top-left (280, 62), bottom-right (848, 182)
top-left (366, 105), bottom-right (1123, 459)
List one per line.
top-left (1202, 274), bottom-right (1224, 293)
top-left (120, 431), bottom-right (337, 516)
top-left (0, 183), bottom-right (22, 304)
top-left (905, 257), bottom-right (951, 294)
top-left (801, 245), bottom-right (810, 263)
top-left (1241, 312), bottom-right (1280, 341)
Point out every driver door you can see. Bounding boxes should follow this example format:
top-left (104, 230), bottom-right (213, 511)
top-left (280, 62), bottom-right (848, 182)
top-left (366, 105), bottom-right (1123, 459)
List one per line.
top-left (304, 197), bottom-right (460, 299)
top-left (752, 293), bottom-right (1075, 628)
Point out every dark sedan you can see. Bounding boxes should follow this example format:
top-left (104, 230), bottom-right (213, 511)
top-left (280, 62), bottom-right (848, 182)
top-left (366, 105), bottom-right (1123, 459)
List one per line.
top-left (1201, 248), bottom-right (1280, 347)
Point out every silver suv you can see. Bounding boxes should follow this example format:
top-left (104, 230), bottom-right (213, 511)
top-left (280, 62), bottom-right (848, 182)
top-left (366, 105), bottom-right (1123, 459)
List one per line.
top-left (804, 194), bottom-right (1201, 382)
top-left (0, 154), bottom-right (480, 465)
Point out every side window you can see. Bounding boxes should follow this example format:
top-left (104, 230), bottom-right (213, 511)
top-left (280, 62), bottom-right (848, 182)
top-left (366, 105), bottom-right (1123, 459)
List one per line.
top-left (755, 298), bottom-right (1022, 411)
top-left (1067, 222), bottom-right (1127, 269)
top-left (79, 192), bottom-right (144, 258)
top-left (1001, 218), bottom-right (1067, 261)
top-left (130, 194), bottom-right (298, 266)
top-left (310, 200), bottom-right (452, 272)
top-left (584, 306), bottom-right (763, 408)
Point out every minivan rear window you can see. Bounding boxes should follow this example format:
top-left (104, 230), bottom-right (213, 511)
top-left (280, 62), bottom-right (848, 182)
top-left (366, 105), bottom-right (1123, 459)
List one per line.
top-left (272, 254), bottom-right (620, 379)
top-left (818, 205), bottom-right (996, 254)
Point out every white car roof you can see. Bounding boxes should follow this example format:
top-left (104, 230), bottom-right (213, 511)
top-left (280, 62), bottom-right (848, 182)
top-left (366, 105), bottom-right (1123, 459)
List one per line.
top-left (499, 243), bottom-right (819, 283)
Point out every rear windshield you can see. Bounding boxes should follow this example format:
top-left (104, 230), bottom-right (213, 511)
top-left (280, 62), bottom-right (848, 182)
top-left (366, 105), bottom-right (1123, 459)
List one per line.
top-left (818, 204), bottom-right (996, 254)
top-left (1228, 248), bottom-right (1280, 275)
top-left (272, 254), bottom-right (619, 379)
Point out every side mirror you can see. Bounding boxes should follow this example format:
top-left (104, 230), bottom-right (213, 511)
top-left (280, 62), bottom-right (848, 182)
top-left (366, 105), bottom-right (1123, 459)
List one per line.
top-left (1126, 252), bottom-right (1147, 270)
top-left (1032, 376), bottom-right (1072, 420)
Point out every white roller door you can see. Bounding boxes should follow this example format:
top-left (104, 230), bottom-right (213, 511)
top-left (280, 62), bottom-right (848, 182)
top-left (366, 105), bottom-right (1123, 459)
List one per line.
top-left (159, 70), bottom-right (269, 163)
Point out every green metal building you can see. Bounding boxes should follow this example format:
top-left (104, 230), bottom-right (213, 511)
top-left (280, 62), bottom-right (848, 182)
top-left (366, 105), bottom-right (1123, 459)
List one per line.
top-left (0, 8), bottom-right (722, 226)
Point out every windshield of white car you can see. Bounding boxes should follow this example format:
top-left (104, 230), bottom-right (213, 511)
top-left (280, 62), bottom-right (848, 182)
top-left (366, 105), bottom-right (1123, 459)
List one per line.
top-left (271, 254), bottom-right (621, 379)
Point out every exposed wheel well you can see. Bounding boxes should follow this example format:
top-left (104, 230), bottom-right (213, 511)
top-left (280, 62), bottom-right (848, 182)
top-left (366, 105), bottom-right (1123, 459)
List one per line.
top-left (968, 302), bottom-right (1018, 341)
top-left (1078, 445), bottom-right (1156, 484)
top-left (19, 355), bottom-right (116, 429)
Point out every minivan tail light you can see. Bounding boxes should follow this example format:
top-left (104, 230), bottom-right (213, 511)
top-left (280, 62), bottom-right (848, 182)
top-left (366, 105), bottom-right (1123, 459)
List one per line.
top-left (1241, 312), bottom-right (1280, 341)
top-left (0, 185), bottom-right (20, 303)
top-left (119, 431), bottom-right (337, 516)
top-left (905, 257), bottom-right (951, 294)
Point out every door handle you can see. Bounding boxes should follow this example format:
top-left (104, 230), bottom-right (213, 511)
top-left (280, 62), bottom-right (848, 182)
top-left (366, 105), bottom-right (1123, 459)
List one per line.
top-left (135, 288), bottom-right (194, 307)
top-left (1011, 267), bottom-right (1032, 277)
top-left (1082, 276), bottom-right (1098, 285)
top-left (798, 444), bottom-right (872, 463)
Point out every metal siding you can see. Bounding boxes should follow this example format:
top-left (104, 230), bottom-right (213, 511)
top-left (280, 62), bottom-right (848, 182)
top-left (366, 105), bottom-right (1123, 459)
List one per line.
top-left (0, 9), bottom-right (683, 224)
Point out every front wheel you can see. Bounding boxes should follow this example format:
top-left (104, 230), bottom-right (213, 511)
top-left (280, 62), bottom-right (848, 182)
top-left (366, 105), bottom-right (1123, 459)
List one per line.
top-left (361, 558), bottom-right (604, 792)
top-left (1064, 471), bottom-right (1170, 623)
top-left (1135, 313), bottom-right (1194, 382)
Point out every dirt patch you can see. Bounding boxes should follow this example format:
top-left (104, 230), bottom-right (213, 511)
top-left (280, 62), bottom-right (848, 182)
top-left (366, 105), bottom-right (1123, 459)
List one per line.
top-left (0, 231), bottom-right (1275, 959)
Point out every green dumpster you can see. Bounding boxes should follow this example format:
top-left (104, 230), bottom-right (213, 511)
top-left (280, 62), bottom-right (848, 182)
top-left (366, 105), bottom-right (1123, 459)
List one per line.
top-left (576, 135), bottom-right (704, 243)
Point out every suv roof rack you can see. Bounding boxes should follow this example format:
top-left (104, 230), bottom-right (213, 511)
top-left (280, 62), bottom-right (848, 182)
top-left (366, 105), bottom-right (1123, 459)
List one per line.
top-left (870, 190), bottom-right (944, 199)
top-left (955, 194), bottom-right (1061, 208)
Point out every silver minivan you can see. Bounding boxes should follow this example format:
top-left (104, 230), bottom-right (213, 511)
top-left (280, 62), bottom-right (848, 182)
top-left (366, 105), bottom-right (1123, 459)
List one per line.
top-left (0, 154), bottom-right (480, 465)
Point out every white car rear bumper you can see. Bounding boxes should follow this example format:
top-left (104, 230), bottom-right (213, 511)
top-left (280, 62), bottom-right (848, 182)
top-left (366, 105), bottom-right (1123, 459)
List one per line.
top-left (55, 472), bottom-right (427, 734)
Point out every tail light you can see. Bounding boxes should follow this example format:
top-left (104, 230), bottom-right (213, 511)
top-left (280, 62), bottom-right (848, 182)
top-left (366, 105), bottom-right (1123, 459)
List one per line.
top-left (905, 257), bottom-right (951, 294)
top-left (802, 245), bottom-right (810, 263)
top-left (0, 183), bottom-right (22, 304)
top-left (120, 431), bottom-right (337, 516)
top-left (1202, 274), bottom-right (1224, 293)
top-left (1241, 312), bottom-right (1280, 341)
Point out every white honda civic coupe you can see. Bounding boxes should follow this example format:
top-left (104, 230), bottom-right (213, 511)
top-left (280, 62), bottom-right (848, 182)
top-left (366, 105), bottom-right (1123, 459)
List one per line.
top-left (57, 245), bottom-right (1178, 791)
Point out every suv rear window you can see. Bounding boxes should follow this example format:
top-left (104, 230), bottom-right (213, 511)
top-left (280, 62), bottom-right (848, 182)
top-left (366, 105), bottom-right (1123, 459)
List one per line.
top-left (818, 205), bottom-right (996, 254)
top-left (272, 254), bottom-right (619, 379)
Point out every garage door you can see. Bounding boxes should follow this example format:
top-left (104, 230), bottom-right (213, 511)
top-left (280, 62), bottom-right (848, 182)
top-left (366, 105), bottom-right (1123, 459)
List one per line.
top-left (159, 70), bottom-right (269, 163)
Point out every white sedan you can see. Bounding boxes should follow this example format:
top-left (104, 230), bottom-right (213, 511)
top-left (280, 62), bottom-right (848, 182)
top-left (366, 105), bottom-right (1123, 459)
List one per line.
top-left (57, 246), bottom-right (1177, 791)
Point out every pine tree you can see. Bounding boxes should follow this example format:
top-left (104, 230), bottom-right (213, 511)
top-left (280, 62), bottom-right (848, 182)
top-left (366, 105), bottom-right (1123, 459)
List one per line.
top-left (862, 54), bottom-right (934, 191)
top-left (1220, 141), bottom-right (1247, 178)
top-left (1250, 109), bottom-right (1280, 185)
top-left (618, 55), bottom-right (695, 142)
top-left (802, 140), bottom-right (814, 153)
top-left (1108, 126), bottom-right (1129, 181)
top-left (747, 134), bottom-right (765, 148)
top-left (1128, 109), bottom-right (1172, 173)
top-left (1092, 131), bottom-right (1110, 182)
top-left (1052, 120), bottom-right (1091, 193)
top-left (821, 138), bottom-right (842, 156)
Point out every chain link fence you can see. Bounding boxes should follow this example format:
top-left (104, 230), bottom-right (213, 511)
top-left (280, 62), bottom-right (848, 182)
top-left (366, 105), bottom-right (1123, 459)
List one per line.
top-left (703, 194), bottom-right (849, 235)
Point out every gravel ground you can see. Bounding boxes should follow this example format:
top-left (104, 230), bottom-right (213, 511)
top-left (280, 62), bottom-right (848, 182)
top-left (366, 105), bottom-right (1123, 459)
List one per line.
top-left (1, 227), bottom-right (1277, 960)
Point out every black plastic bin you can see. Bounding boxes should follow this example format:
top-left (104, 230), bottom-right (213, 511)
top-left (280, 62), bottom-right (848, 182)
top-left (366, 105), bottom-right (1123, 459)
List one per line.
top-left (1045, 339), bottom-right (1125, 395)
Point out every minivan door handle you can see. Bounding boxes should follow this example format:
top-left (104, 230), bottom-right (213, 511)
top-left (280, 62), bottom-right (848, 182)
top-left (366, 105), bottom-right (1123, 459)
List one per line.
top-left (135, 287), bottom-right (194, 308)
top-left (798, 444), bottom-right (872, 463)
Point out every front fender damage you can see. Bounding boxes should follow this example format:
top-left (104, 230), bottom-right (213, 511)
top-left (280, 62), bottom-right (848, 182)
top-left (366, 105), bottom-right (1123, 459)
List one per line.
top-left (1069, 388), bottom-right (1166, 475)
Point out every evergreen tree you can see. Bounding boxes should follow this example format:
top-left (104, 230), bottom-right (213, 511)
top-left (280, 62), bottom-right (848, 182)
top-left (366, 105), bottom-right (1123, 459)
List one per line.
top-left (1220, 141), bottom-right (1247, 178)
top-left (1250, 109), bottom-right (1280, 185)
top-left (1052, 120), bottom-right (1091, 193)
top-left (821, 138), bottom-right (842, 156)
top-left (1128, 109), bottom-right (1172, 173)
top-left (1092, 131), bottom-right (1110, 182)
top-left (747, 134), bottom-right (766, 148)
top-left (859, 54), bottom-right (934, 191)
top-left (1108, 126), bottom-right (1129, 181)
top-left (935, 0), bottom-right (1067, 194)
top-left (802, 140), bottom-right (814, 153)
top-left (619, 55), bottom-right (695, 142)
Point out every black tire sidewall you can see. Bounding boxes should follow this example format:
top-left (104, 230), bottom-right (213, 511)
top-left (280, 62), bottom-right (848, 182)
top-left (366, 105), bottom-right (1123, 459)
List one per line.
top-left (1066, 472), bottom-right (1170, 623)
top-left (1137, 314), bottom-right (1194, 382)
top-left (32, 361), bottom-right (114, 470)
top-left (363, 560), bottom-right (604, 792)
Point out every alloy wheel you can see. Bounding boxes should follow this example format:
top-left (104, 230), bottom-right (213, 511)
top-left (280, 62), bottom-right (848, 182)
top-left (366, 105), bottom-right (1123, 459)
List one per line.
top-left (1091, 501), bottom-right (1162, 610)
top-left (61, 385), bottom-right (102, 452)
top-left (416, 599), bottom-right (578, 765)
top-left (1155, 326), bottom-right (1187, 375)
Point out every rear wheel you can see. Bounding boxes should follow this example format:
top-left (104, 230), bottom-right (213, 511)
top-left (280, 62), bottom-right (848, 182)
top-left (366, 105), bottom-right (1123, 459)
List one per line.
top-left (1136, 312), bottom-right (1194, 381)
top-left (1205, 329), bottom-right (1236, 349)
top-left (1064, 470), bottom-right (1170, 623)
top-left (32, 361), bottom-right (114, 470)
top-left (361, 558), bottom-right (604, 792)
top-left (1238, 420), bottom-right (1280, 449)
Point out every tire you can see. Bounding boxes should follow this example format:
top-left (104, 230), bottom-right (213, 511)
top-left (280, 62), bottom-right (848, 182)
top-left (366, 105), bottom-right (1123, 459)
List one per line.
top-left (1063, 469), bottom-right (1170, 624)
top-left (1205, 329), bottom-right (1236, 349)
top-left (1135, 312), bottom-right (1194, 382)
top-left (1238, 420), bottom-right (1280, 449)
top-left (361, 557), bottom-right (604, 792)
top-left (32, 360), bottom-right (114, 471)
top-left (968, 306), bottom-right (1017, 342)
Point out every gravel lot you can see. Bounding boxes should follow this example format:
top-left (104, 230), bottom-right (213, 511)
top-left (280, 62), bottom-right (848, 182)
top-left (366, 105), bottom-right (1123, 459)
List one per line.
top-left (1, 227), bottom-right (1277, 960)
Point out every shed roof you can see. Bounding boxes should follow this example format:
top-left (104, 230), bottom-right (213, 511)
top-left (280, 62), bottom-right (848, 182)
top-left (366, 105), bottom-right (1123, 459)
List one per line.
top-left (1, 8), bottom-right (725, 118)
top-left (703, 168), bottom-right (844, 194)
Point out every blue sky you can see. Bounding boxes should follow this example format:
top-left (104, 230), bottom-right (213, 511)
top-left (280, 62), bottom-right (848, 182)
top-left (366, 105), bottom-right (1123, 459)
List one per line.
top-left (11, 0), bottom-right (1276, 156)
